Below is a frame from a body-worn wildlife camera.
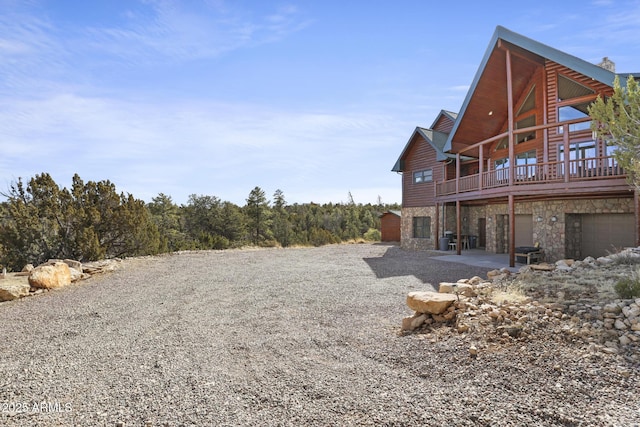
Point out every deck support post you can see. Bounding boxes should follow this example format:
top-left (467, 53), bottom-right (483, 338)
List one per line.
top-left (434, 203), bottom-right (440, 250)
top-left (508, 194), bottom-right (515, 267)
top-left (563, 125), bottom-right (570, 183)
top-left (456, 200), bottom-right (462, 255)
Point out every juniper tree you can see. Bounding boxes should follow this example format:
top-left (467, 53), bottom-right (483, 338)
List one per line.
top-left (589, 75), bottom-right (640, 190)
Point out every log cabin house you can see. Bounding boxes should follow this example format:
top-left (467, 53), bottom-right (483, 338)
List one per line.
top-left (392, 26), bottom-right (640, 267)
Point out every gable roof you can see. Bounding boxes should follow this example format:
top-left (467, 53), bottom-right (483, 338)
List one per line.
top-left (443, 26), bottom-right (636, 153)
top-left (431, 110), bottom-right (458, 129)
top-left (391, 126), bottom-right (450, 172)
top-left (380, 210), bottom-right (401, 218)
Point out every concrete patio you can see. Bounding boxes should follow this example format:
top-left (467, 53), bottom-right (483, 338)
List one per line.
top-left (434, 248), bottom-right (521, 272)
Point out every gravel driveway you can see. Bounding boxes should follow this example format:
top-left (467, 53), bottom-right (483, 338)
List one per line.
top-left (0, 244), bottom-right (638, 426)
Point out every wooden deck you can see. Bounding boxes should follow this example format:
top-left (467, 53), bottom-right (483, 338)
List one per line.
top-left (436, 155), bottom-right (625, 199)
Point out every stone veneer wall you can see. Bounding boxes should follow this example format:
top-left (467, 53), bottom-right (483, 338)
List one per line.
top-left (401, 207), bottom-right (438, 251)
top-left (484, 197), bottom-right (634, 262)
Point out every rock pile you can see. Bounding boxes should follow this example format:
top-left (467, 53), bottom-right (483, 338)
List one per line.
top-left (402, 250), bottom-right (640, 362)
top-left (0, 258), bottom-right (121, 302)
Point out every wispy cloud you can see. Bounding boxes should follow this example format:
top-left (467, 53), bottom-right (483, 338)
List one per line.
top-left (0, 91), bottom-right (402, 204)
top-left (82, 1), bottom-right (310, 63)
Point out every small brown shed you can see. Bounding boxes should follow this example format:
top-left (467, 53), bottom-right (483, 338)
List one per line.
top-left (380, 210), bottom-right (401, 242)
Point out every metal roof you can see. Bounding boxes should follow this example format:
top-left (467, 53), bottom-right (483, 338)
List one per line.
top-left (391, 125), bottom-right (450, 172)
top-left (443, 25), bottom-right (636, 153)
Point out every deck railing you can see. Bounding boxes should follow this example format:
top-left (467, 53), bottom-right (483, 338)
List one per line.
top-left (436, 155), bottom-right (624, 196)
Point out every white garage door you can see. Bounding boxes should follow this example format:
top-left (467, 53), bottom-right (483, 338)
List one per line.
top-left (581, 214), bottom-right (635, 258)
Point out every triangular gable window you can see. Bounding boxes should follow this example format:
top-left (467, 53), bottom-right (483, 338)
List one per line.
top-left (558, 75), bottom-right (594, 101)
top-left (517, 85), bottom-right (536, 115)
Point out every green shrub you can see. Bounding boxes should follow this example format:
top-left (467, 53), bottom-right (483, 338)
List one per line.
top-left (363, 228), bottom-right (381, 241)
top-left (614, 276), bottom-right (640, 299)
top-left (309, 228), bottom-right (340, 247)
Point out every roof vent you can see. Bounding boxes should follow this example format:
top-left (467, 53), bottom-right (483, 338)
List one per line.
top-left (597, 57), bottom-right (615, 72)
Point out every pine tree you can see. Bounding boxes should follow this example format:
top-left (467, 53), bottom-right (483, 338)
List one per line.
top-left (272, 189), bottom-right (291, 247)
top-left (245, 186), bottom-right (272, 245)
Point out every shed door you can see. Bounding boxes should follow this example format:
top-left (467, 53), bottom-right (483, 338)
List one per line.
top-left (514, 214), bottom-right (533, 247)
top-left (581, 214), bottom-right (635, 258)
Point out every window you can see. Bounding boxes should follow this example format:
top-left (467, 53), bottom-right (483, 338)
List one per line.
top-left (517, 85), bottom-right (536, 115)
top-left (516, 115), bottom-right (536, 143)
top-left (559, 140), bottom-right (596, 175)
top-left (516, 150), bottom-right (537, 178)
top-left (495, 158), bottom-right (509, 181)
top-left (559, 141), bottom-right (596, 161)
top-left (558, 103), bottom-right (592, 133)
top-left (495, 137), bottom-right (508, 151)
top-left (516, 150), bottom-right (537, 165)
top-left (413, 169), bottom-right (433, 183)
top-left (412, 217), bottom-right (431, 238)
top-left (557, 75), bottom-right (594, 101)
top-left (557, 75), bottom-right (595, 133)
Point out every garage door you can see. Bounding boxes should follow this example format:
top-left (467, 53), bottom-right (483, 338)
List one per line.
top-left (515, 214), bottom-right (533, 247)
top-left (582, 214), bottom-right (635, 258)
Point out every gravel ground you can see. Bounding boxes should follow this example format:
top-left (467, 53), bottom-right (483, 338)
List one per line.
top-left (0, 243), bottom-right (638, 426)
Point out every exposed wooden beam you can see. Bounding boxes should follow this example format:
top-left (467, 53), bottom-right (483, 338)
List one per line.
top-left (497, 39), bottom-right (545, 65)
top-left (506, 49), bottom-right (515, 187)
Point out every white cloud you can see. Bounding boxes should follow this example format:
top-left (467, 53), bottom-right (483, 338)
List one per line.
top-left (80, 1), bottom-right (310, 63)
top-left (0, 90), bottom-right (405, 205)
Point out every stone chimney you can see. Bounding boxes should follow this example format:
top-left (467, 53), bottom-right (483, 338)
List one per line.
top-left (597, 57), bottom-right (615, 72)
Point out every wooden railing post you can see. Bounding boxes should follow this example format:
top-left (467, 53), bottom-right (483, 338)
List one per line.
top-left (563, 124), bottom-right (570, 183)
top-left (456, 153), bottom-right (460, 194)
top-left (478, 147), bottom-right (484, 191)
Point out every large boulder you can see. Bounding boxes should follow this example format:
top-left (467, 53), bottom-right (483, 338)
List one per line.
top-left (29, 262), bottom-right (72, 289)
top-left (407, 291), bottom-right (457, 314)
top-left (0, 279), bottom-right (31, 301)
top-left (439, 282), bottom-right (476, 297)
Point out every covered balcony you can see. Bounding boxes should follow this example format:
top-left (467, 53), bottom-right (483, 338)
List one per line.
top-left (435, 119), bottom-right (629, 201)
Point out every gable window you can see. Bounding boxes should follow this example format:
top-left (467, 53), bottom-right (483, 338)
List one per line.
top-left (413, 169), bottom-right (433, 183)
top-left (516, 115), bottom-right (536, 143)
top-left (412, 216), bottom-right (431, 238)
top-left (557, 75), bottom-right (594, 101)
top-left (517, 85), bottom-right (536, 115)
top-left (557, 75), bottom-right (596, 133)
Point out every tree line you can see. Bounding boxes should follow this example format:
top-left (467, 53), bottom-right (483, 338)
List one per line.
top-left (0, 173), bottom-right (399, 271)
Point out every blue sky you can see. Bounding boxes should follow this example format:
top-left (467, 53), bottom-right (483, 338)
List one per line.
top-left (2, 0), bottom-right (640, 206)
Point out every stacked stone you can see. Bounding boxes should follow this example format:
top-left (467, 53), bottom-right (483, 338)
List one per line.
top-left (402, 273), bottom-right (640, 361)
top-left (0, 258), bottom-right (121, 302)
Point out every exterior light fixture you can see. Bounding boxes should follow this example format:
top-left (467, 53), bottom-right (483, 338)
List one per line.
top-left (488, 111), bottom-right (493, 116)
top-left (551, 216), bottom-right (558, 222)
top-left (536, 216), bottom-right (543, 222)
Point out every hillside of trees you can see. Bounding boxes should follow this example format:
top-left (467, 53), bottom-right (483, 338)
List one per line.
top-left (0, 173), bottom-right (400, 271)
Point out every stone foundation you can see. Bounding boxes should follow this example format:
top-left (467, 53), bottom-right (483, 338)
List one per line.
top-left (485, 198), bottom-right (634, 261)
top-left (401, 206), bottom-right (438, 250)
top-left (402, 197), bottom-right (635, 261)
